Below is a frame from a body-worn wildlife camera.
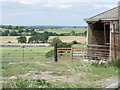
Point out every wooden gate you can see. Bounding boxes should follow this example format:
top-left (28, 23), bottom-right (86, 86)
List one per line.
top-left (54, 44), bottom-right (110, 62)
top-left (56, 46), bottom-right (85, 62)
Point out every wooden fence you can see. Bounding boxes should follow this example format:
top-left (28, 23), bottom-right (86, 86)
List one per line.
top-left (54, 44), bottom-right (110, 62)
top-left (85, 44), bottom-right (110, 60)
top-left (56, 46), bottom-right (85, 62)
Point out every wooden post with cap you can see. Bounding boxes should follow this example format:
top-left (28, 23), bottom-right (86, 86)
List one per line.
top-left (54, 43), bottom-right (58, 62)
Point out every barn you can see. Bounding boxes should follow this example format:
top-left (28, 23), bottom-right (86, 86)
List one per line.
top-left (84, 6), bottom-right (120, 61)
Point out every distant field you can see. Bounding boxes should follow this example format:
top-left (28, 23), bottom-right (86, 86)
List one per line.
top-left (36, 28), bottom-right (87, 34)
top-left (0, 36), bottom-right (86, 45)
top-left (48, 36), bottom-right (86, 43)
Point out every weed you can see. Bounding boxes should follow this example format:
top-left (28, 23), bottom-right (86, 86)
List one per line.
top-left (3, 78), bottom-right (52, 88)
top-left (50, 71), bottom-right (71, 76)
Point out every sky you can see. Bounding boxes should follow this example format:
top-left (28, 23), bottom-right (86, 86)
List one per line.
top-left (0, 0), bottom-right (119, 26)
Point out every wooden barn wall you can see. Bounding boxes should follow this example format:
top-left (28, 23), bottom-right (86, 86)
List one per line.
top-left (116, 21), bottom-right (120, 59)
top-left (118, 21), bottom-right (120, 59)
top-left (87, 24), bottom-right (93, 44)
top-left (87, 23), bottom-right (104, 45)
top-left (110, 21), bottom-right (119, 60)
top-left (92, 29), bottom-right (104, 45)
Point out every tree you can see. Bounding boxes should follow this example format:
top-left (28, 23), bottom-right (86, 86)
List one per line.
top-left (7, 25), bottom-right (12, 29)
top-left (30, 29), bottom-right (35, 33)
top-left (50, 37), bottom-right (62, 46)
top-left (2, 30), bottom-right (10, 36)
top-left (18, 30), bottom-right (24, 33)
top-left (17, 36), bottom-right (27, 43)
top-left (83, 31), bottom-right (87, 37)
top-left (25, 29), bottom-right (30, 32)
top-left (15, 26), bottom-right (19, 30)
top-left (2, 32), bottom-right (7, 36)
top-left (72, 40), bottom-right (78, 44)
top-left (70, 31), bottom-right (76, 36)
top-left (28, 33), bottom-right (49, 43)
top-left (40, 33), bottom-right (49, 43)
top-left (30, 31), bottom-right (38, 36)
top-left (28, 36), bottom-right (34, 43)
top-left (9, 31), bottom-right (18, 36)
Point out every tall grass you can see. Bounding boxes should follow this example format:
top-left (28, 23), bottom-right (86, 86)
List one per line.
top-left (109, 59), bottom-right (120, 68)
top-left (2, 59), bottom-right (119, 88)
top-left (3, 78), bottom-right (52, 88)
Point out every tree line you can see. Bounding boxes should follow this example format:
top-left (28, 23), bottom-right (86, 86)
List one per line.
top-left (0, 25), bottom-right (52, 30)
top-left (0, 25), bottom-right (87, 37)
top-left (1, 30), bottom-right (87, 37)
top-left (17, 33), bottom-right (49, 43)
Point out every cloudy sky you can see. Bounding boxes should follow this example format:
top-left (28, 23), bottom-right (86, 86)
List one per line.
top-left (0, 0), bottom-right (119, 26)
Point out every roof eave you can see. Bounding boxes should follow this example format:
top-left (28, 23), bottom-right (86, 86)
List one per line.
top-left (84, 18), bottom-right (118, 22)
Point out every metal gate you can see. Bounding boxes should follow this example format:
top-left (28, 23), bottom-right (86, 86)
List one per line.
top-left (1, 46), bottom-right (53, 63)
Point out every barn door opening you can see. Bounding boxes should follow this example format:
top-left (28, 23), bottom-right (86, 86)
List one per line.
top-left (104, 23), bottom-right (110, 60)
top-left (104, 24), bottom-right (110, 45)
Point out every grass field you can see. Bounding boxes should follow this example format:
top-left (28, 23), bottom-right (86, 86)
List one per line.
top-left (36, 28), bottom-right (87, 34)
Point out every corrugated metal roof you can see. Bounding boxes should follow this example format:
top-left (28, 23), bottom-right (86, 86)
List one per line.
top-left (85, 6), bottom-right (118, 21)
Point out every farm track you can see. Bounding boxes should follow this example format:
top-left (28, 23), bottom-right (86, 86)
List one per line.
top-left (95, 76), bottom-right (120, 88)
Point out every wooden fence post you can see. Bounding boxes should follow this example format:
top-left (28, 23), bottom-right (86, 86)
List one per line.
top-left (54, 43), bottom-right (58, 62)
top-left (71, 47), bottom-right (73, 62)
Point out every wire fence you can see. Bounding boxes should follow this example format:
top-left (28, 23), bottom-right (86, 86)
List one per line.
top-left (1, 46), bottom-right (54, 63)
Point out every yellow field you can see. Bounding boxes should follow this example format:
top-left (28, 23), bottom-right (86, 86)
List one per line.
top-left (0, 36), bottom-right (86, 45)
top-left (48, 36), bottom-right (86, 43)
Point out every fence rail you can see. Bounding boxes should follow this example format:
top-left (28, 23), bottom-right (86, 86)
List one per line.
top-left (57, 44), bottom-right (110, 61)
top-left (85, 44), bottom-right (110, 60)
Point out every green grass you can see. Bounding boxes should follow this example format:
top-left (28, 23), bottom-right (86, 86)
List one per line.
top-left (50, 71), bottom-right (71, 76)
top-left (72, 43), bottom-right (86, 47)
top-left (90, 65), bottom-right (118, 81)
top-left (37, 28), bottom-right (87, 34)
top-left (2, 63), bottom-right (26, 77)
top-left (1, 46), bottom-right (53, 62)
top-left (3, 78), bottom-right (52, 88)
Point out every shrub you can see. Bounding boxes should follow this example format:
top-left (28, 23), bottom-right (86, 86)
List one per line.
top-left (109, 59), bottom-right (120, 68)
top-left (72, 40), bottom-right (78, 44)
top-left (3, 79), bottom-right (52, 88)
top-left (45, 50), bottom-right (54, 58)
top-left (17, 36), bottom-right (27, 43)
top-left (8, 41), bottom-right (11, 43)
top-left (50, 37), bottom-right (62, 46)
top-left (58, 42), bottom-right (72, 48)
